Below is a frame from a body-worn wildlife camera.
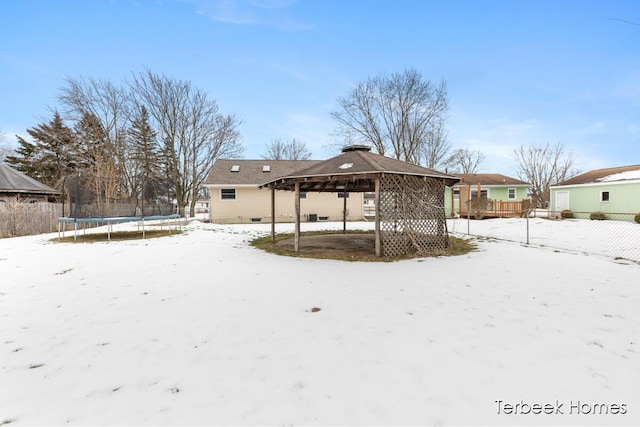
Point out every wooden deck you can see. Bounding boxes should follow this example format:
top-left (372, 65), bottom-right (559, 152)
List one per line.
top-left (458, 200), bottom-right (527, 219)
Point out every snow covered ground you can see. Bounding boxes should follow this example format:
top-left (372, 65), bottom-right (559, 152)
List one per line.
top-left (449, 216), bottom-right (640, 262)
top-left (1, 219), bottom-right (639, 425)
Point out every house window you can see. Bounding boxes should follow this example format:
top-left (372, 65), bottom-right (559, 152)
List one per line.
top-left (508, 188), bottom-right (516, 200)
top-left (220, 188), bottom-right (236, 200)
top-left (337, 192), bottom-right (350, 199)
top-left (470, 189), bottom-right (488, 199)
top-left (600, 191), bottom-right (610, 202)
top-left (453, 189), bottom-right (460, 200)
top-left (300, 192), bottom-right (307, 199)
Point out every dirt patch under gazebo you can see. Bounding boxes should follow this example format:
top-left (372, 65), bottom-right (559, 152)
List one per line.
top-left (276, 233), bottom-right (376, 256)
top-left (252, 231), bottom-right (475, 261)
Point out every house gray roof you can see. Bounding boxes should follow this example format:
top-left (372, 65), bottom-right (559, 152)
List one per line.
top-left (260, 146), bottom-right (459, 192)
top-left (0, 164), bottom-right (60, 196)
top-left (453, 173), bottom-right (529, 186)
top-left (205, 159), bottom-right (322, 186)
top-left (554, 164), bottom-right (640, 186)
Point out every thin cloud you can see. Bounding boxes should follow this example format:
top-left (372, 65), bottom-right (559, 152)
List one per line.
top-left (179, 0), bottom-right (314, 31)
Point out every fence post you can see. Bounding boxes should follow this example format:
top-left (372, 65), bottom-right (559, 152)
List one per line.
top-left (526, 209), bottom-right (530, 245)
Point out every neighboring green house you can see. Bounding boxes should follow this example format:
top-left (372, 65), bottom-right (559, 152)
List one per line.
top-left (550, 164), bottom-right (640, 219)
top-left (445, 173), bottom-right (530, 218)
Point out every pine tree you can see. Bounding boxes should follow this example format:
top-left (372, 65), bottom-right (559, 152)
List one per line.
top-left (75, 112), bottom-right (118, 215)
top-left (128, 105), bottom-right (160, 214)
top-left (5, 112), bottom-right (77, 187)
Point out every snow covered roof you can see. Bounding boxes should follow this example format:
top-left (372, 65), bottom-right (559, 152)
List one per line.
top-left (555, 164), bottom-right (640, 186)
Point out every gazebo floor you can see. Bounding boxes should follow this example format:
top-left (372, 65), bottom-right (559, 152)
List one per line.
top-left (276, 233), bottom-right (376, 256)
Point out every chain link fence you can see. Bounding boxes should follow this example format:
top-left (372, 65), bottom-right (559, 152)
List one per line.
top-left (447, 210), bottom-right (640, 263)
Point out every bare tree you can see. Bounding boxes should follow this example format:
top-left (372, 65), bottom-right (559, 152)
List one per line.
top-left (448, 148), bottom-right (486, 174)
top-left (261, 138), bottom-right (311, 160)
top-left (58, 77), bottom-right (132, 199)
top-left (131, 69), bottom-right (243, 217)
top-left (0, 129), bottom-right (13, 163)
top-left (513, 142), bottom-right (578, 208)
top-left (414, 122), bottom-right (451, 170)
top-left (331, 68), bottom-right (449, 165)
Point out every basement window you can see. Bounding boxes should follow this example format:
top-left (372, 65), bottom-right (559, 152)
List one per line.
top-left (230, 165), bottom-right (240, 172)
top-left (337, 192), bottom-right (350, 199)
top-left (600, 191), bottom-right (610, 202)
top-left (300, 192), bottom-right (307, 199)
top-left (220, 188), bottom-right (236, 200)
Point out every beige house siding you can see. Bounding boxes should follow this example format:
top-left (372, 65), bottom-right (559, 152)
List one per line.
top-left (208, 185), bottom-right (365, 224)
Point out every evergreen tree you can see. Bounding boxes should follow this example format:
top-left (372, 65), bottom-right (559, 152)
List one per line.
top-left (5, 112), bottom-right (77, 187)
top-left (75, 112), bottom-right (119, 214)
top-left (128, 105), bottom-right (160, 213)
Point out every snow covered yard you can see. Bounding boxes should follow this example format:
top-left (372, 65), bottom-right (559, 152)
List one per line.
top-left (1, 220), bottom-right (639, 425)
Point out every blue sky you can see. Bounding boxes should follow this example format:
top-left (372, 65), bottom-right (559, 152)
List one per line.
top-left (1, 0), bottom-right (639, 176)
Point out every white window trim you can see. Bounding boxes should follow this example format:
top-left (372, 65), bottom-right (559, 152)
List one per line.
top-left (507, 188), bottom-right (517, 200)
top-left (220, 188), bottom-right (237, 201)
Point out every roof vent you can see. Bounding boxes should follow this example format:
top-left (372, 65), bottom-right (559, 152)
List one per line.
top-left (341, 145), bottom-right (371, 153)
top-left (262, 165), bottom-right (271, 172)
top-left (230, 165), bottom-right (240, 172)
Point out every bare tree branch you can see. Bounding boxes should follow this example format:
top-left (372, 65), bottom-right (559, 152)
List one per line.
top-left (261, 138), bottom-right (311, 160)
top-left (447, 148), bottom-right (486, 174)
top-left (130, 69), bottom-right (243, 216)
top-left (513, 141), bottom-right (578, 208)
top-left (331, 68), bottom-right (450, 166)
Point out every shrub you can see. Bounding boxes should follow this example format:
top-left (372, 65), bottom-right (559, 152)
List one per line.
top-left (590, 212), bottom-right (606, 221)
top-left (635, 213), bottom-right (640, 224)
top-left (560, 210), bottom-right (574, 219)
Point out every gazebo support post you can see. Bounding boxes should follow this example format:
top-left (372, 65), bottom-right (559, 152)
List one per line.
top-left (342, 188), bottom-right (347, 234)
top-left (374, 176), bottom-right (382, 257)
top-left (294, 182), bottom-right (300, 252)
top-left (270, 188), bottom-right (275, 243)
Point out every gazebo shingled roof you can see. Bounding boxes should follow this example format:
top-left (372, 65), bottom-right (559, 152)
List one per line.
top-left (259, 146), bottom-right (460, 258)
top-left (0, 164), bottom-right (60, 197)
top-left (259, 145), bottom-right (459, 191)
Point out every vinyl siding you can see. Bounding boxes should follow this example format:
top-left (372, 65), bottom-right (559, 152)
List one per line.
top-left (208, 186), bottom-right (365, 224)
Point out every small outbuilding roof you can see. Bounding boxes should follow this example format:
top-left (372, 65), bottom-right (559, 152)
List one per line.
top-left (452, 173), bottom-right (529, 186)
top-left (260, 146), bottom-right (459, 192)
top-left (0, 164), bottom-right (60, 196)
top-left (554, 164), bottom-right (640, 186)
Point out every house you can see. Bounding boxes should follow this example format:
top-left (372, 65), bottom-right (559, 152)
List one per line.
top-left (182, 197), bottom-right (210, 217)
top-left (0, 163), bottom-right (60, 203)
top-left (549, 164), bottom-right (640, 219)
top-left (445, 173), bottom-right (531, 218)
top-left (204, 159), bottom-right (366, 224)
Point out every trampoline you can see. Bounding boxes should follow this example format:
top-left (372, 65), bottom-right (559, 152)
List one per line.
top-left (57, 214), bottom-right (182, 241)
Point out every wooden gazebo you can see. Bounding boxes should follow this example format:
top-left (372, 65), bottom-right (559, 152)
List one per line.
top-left (260, 146), bottom-right (460, 257)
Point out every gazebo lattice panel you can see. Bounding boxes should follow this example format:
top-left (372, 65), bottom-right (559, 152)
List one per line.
top-left (379, 174), bottom-right (449, 257)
